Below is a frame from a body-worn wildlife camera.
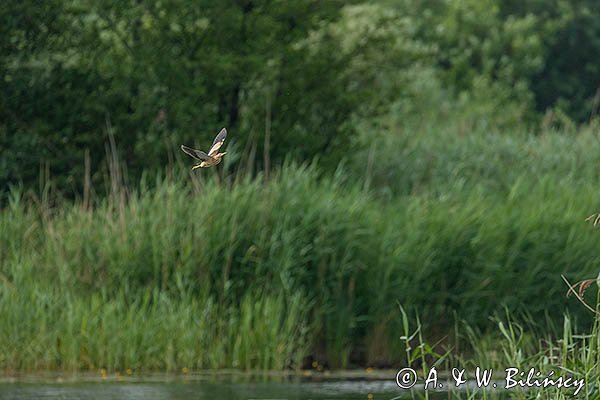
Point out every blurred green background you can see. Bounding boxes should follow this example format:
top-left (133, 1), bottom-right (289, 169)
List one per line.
top-left (2, 0), bottom-right (600, 372)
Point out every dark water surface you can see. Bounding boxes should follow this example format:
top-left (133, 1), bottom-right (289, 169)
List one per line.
top-left (0, 378), bottom-right (445, 400)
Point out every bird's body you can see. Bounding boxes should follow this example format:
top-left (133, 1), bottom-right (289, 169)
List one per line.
top-left (181, 128), bottom-right (228, 170)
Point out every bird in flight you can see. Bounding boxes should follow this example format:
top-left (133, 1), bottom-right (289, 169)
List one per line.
top-left (180, 128), bottom-right (228, 170)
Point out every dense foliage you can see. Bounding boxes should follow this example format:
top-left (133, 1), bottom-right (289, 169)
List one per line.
top-left (3, 126), bottom-right (600, 370)
top-left (2, 0), bottom-right (600, 193)
top-left (3, 0), bottom-right (600, 374)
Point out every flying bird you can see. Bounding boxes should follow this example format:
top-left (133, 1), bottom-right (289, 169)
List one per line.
top-left (180, 128), bottom-right (228, 170)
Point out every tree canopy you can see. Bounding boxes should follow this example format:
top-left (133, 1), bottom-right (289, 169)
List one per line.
top-left (1, 0), bottom-right (599, 195)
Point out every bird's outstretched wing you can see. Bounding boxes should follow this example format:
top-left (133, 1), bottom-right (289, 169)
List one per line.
top-left (208, 128), bottom-right (227, 156)
top-left (180, 145), bottom-right (210, 161)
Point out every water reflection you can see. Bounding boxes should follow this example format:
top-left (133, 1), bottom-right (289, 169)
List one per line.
top-left (0, 380), bottom-right (432, 400)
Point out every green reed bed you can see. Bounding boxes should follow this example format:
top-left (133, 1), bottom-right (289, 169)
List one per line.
top-left (447, 302), bottom-right (600, 399)
top-left (1, 159), bottom-right (599, 371)
top-left (353, 120), bottom-right (600, 198)
top-left (395, 305), bottom-right (600, 399)
top-left (0, 283), bottom-right (309, 372)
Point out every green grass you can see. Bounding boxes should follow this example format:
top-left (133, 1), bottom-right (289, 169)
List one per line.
top-left (2, 122), bottom-right (600, 372)
top-left (353, 118), bottom-right (600, 198)
top-left (1, 169), bottom-right (599, 371)
top-left (393, 303), bottom-right (600, 399)
top-left (0, 282), bottom-right (309, 372)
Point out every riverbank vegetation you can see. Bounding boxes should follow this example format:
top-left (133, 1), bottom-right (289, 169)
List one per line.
top-left (2, 122), bottom-right (600, 372)
top-left (2, 3), bottom-right (600, 396)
